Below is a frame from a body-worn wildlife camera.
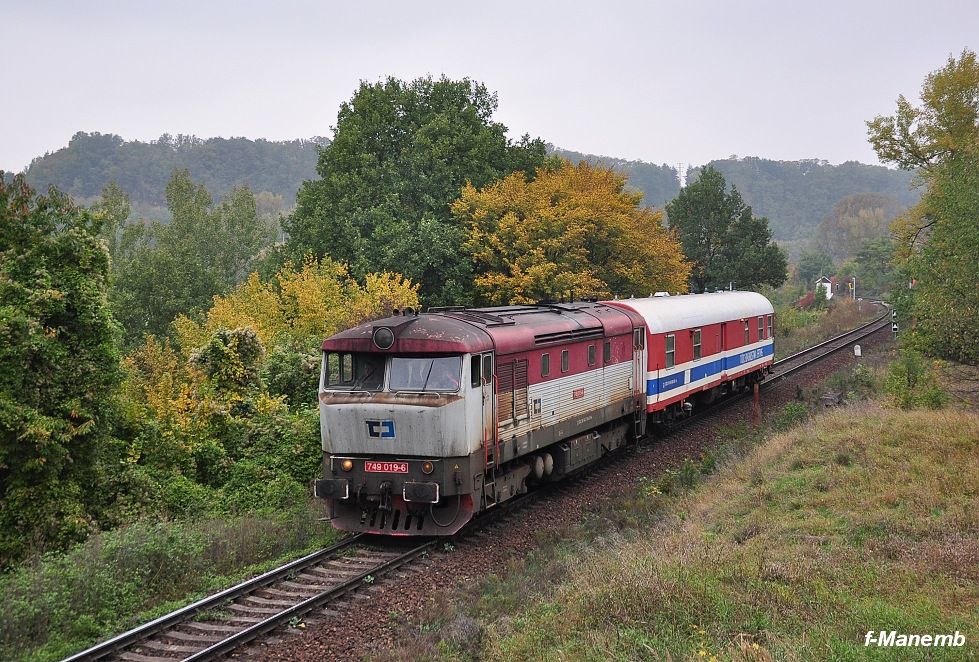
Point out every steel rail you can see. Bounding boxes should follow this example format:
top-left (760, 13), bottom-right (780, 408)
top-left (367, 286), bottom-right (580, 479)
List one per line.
top-left (63, 533), bottom-right (363, 662)
top-left (181, 540), bottom-right (436, 661)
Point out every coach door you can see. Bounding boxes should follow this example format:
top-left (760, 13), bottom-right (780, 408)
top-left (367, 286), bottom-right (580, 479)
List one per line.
top-left (633, 328), bottom-right (646, 438)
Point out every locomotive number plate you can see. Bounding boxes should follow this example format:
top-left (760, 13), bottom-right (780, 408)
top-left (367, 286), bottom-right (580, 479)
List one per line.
top-left (365, 461), bottom-right (409, 473)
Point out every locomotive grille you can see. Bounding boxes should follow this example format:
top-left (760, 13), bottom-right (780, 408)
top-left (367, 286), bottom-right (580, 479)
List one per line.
top-left (514, 359), bottom-right (529, 419)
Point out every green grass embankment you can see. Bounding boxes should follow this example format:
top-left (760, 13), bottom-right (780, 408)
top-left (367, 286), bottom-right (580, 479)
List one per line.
top-left (481, 404), bottom-right (978, 660)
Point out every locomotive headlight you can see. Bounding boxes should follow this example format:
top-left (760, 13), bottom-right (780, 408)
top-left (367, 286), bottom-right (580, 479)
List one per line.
top-left (372, 326), bottom-right (395, 350)
top-left (341, 459), bottom-right (354, 472)
top-left (421, 461), bottom-right (435, 475)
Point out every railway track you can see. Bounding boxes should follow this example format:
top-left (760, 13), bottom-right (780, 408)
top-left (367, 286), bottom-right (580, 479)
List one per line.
top-left (65, 304), bottom-right (890, 662)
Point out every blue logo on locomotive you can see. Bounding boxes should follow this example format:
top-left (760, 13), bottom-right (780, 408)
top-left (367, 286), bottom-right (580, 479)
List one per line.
top-left (366, 420), bottom-right (396, 439)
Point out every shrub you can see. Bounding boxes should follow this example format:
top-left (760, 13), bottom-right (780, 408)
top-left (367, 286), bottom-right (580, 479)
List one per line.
top-left (884, 349), bottom-right (948, 410)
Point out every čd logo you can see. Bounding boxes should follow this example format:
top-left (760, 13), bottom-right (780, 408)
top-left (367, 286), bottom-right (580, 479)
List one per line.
top-left (366, 420), bottom-right (396, 439)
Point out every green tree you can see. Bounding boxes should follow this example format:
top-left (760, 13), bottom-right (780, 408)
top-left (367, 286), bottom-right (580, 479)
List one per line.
top-left (852, 237), bottom-right (898, 298)
top-left (868, 49), bottom-right (979, 365)
top-left (0, 175), bottom-right (121, 564)
top-left (91, 180), bottom-right (131, 262)
top-left (284, 76), bottom-right (546, 306)
top-left (113, 170), bottom-right (274, 343)
top-left (665, 166), bottom-right (786, 292)
top-left (795, 248), bottom-right (836, 285)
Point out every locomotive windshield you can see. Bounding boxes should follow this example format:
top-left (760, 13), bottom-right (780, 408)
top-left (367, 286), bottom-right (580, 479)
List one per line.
top-left (325, 352), bottom-right (385, 390)
top-left (389, 356), bottom-right (461, 392)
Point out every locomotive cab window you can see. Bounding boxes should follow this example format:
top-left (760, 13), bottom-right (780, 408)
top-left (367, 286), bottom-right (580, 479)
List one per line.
top-left (634, 328), bottom-right (644, 349)
top-left (541, 353), bottom-right (550, 377)
top-left (470, 355), bottom-right (481, 388)
top-left (693, 329), bottom-right (702, 361)
top-left (603, 340), bottom-right (612, 363)
top-left (390, 356), bottom-right (461, 392)
top-left (665, 334), bottom-right (675, 369)
top-left (482, 354), bottom-right (493, 384)
top-left (561, 350), bottom-right (569, 373)
top-left (587, 344), bottom-right (596, 366)
top-left (325, 352), bottom-right (385, 391)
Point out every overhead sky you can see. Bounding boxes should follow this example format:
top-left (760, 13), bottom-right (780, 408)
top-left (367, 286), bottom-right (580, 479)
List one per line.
top-left (2, 0), bottom-right (976, 174)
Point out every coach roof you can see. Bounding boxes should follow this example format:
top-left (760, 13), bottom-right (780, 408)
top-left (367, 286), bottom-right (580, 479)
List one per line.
top-left (606, 291), bottom-right (774, 334)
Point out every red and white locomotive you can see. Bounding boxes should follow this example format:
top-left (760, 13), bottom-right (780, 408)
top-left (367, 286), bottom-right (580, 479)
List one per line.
top-left (314, 292), bottom-right (774, 535)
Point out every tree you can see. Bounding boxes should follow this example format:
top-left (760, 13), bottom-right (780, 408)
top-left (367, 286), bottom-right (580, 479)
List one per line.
top-left (284, 76), bottom-right (547, 306)
top-left (817, 192), bottom-right (902, 261)
top-left (91, 181), bottom-right (131, 262)
top-left (868, 49), bottom-right (979, 365)
top-left (867, 49), bottom-right (979, 174)
top-left (112, 170), bottom-right (275, 343)
top-left (454, 161), bottom-right (690, 304)
top-left (852, 237), bottom-right (898, 298)
top-left (0, 175), bottom-right (121, 563)
top-left (795, 248), bottom-right (836, 285)
top-left (665, 166), bottom-right (786, 292)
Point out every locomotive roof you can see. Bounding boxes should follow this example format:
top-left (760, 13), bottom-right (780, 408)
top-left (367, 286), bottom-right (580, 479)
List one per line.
top-left (605, 291), bottom-right (774, 333)
top-left (321, 301), bottom-right (642, 355)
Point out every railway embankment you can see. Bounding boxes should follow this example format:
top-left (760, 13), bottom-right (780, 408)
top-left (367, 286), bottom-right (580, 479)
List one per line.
top-left (357, 349), bottom-right (978, 661)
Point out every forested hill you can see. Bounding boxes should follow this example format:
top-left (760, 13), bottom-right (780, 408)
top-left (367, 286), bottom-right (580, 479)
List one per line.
top-left (548, 145), bottom-right (681, 209)
top-left (688, 157), bottom-right (920, 242)
top-left (21, 131), bottom-right (329, 209)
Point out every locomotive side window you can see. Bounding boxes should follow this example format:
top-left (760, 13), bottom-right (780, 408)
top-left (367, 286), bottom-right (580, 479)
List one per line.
top-left (768, 315), bottom-right (773, 338)
top-left (482, 354), bottom-right (493, 384)
top-left (541, 353), bottom-right (550, 377)
top-left (325, 352), bottom-right (384, 390)
top-left (744, 320), bottom-right (750, 344)
top-left (603, 340), bottom-right (611, 363)
top-left (561, 350), bottom-right (569, 373)
top-left (759, 316), bottom-right (765, 339)
top-left (634, 328), bottom-right (644, 349)
top-left (471, 355), bottom-right (481, 388)
top-left (587, 344), bottom-right (596, 366)
top-left (665, 334), bottom-right (675, 369)
top-left (693, 329), bottom-right (702, 361)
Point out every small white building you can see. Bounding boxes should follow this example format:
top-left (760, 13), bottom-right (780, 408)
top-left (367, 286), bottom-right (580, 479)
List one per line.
top-left (815, 275), bottom-right (835, 300)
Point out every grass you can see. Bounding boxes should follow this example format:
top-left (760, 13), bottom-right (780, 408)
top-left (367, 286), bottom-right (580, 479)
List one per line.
top-left (475, 404), bottom-right (978, 661)
top-left (0, 501), bottom-right (342, 662)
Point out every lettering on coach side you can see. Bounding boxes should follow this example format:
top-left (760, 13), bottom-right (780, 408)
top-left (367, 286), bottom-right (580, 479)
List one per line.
top-left (365, 420), bottom-right (396, 439)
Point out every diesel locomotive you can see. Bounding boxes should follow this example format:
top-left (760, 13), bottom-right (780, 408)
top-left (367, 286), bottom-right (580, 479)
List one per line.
top-left (314, 292), bottom-right (775, 535)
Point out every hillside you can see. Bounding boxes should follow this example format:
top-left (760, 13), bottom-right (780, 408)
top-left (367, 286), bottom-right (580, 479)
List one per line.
top-left (17, 134), bottom-right (920, 245)
top-left (20, 132), bottom-right (328, 211)
top-left (688, 157), bottom-right (920, 242)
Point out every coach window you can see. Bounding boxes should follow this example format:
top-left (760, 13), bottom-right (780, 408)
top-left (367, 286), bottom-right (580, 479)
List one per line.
top-left (587, 344), bottom-right (596, 366)
top-left (768, 315), bottom-right (773, 338)
top-left (665, 334), bottom-right (675, 369)
top-left (561, 349), bottom-right (569, 373)
top-left (744, 320), bottom-right (750, 344)
top-left (541, 353), bottom-right (550, 377)
top-left (471, 355), bottom-right (481, 388)
top-left (759, 316), bottom-right (765, 340)
top-left (603, 340), bottom-right (612, 363)
top-left (693, 329), bottom-right (702, 361)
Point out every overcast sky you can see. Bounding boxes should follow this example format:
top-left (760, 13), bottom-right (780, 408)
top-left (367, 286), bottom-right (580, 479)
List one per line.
top-left (2, 0), bottom-right (977, 174)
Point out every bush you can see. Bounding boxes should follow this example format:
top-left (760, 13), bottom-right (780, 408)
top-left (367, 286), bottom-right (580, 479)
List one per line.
top-left (884, 349), bottom-right (948, 410)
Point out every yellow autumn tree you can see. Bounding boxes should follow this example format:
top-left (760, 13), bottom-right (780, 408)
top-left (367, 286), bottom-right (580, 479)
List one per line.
top-left (454, 160), bottom-right (690, 304)
top-left (172, 256), bottom-right (420, 352)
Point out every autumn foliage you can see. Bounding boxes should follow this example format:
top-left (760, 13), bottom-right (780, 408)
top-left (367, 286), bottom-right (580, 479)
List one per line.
top-left (455, 160), bottom-right (690, 304)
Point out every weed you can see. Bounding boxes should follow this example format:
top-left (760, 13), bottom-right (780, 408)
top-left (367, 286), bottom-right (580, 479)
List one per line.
top-left (363, 574), bottom-right (375, 585)
top-left (678, 458), bottom-right (699, 488)
top-left (442, 542), bottom-right (455, 553)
